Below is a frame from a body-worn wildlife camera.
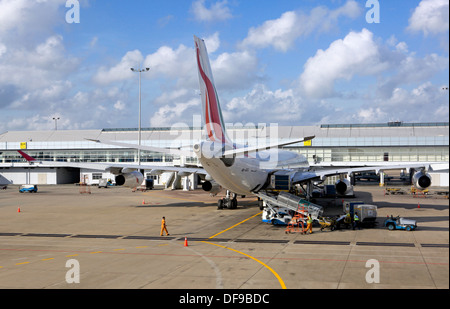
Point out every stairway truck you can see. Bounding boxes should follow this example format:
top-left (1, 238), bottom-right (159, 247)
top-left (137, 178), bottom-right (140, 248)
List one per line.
top-left (277, 192), bottom-right (323, 220)
top-left (260, 192), bottom-right (323, 226)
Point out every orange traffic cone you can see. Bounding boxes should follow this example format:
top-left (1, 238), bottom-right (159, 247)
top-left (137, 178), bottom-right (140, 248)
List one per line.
top-left (417, 202), bottom-right (420, 209)
top-left (142, 199), bottom-right (146, 205)
top-left (17, 207), bottom-right (21, 213)
top-left (184, 237), bottom-right (188, 247)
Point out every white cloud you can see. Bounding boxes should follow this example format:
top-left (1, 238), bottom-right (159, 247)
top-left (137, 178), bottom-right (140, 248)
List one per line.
top-left (204, 32), bottom-right (220, 53)
top-left (0, 35), bottom-right (78, 91)
top-left (0, 43), bottom-right (6, 57)
top-left (0, 0), bottom-right (87, 132)
top-left (299, 29), bottom-right (386, 98)
top-left (89, 33), bottom-right (261, 128)
top-left (224, 84), bottom-right (302, 124)
top-left (191, 0), bottom-right (233, 22)
top-left (95, 42), bottom-right (198, 87)
top-left (114, 100), bottom-right (126, 111)
top-left (144, 44), bottom-right (195, 84)
top-left (0, 0), bottom-right (65, 46)
top-left (142, 35), bottom-right (258, 91)
top-left (89, 36), bottom-right (98, 48)
top-left (376, 53), bottom-right (448, 98)
top-left (93, 50), bottom-right (143, 85)
top-left (354, 107), bottom-right (388, 123)
top-left (153, 89), bottom-right (190, 106)
top-left (241, 11), bottom-right (298, 52)
top-left (352, 82), bottom-right (449, 123)
top-left (240, 0), bottom-right (361, 52)
top-left (1, 1), bottom-right (447, 132)
top-left (150, 98), bottom-right (200, 127)
top-left (211, 50), bottom-right (259, 91)
top-left (408, 0), bottom-right (449, 36)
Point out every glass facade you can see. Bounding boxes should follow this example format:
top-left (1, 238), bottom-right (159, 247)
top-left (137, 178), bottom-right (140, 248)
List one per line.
top-left (289, 146), bottom-right (449, 164)
top-left (0, 122), bottom-right (448, 165)
top-left (0, 150), bottom-right (172, 163)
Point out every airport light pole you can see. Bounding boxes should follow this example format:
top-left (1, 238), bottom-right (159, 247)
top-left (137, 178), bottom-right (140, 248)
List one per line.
top-left (53, 117), bottom-right (60, 131)
top-left (130, 67), bottom-right (150, 165)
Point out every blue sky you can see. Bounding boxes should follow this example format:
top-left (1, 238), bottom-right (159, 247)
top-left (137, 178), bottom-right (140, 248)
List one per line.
top-left (0, 0), bottom-right (448, 132)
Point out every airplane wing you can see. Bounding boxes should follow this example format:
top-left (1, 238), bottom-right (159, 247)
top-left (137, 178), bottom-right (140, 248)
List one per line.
top-left (223, 136), bottom-right (315, 157)
top-left (17, 151), bottom-right (207, 176)
top-left (85, 139), bottom-right (193, 157)
top-left (291, 162), bottom-right (433, 184)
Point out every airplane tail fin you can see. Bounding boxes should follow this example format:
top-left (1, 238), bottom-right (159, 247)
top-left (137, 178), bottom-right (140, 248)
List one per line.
top-left (18, 150), bottom-right (37, 162)
top-left (194, 35), bottom-right (231, 145)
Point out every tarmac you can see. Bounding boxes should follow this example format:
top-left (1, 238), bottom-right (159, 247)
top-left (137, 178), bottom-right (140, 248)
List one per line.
top-left (0, 184), bottom-right (448, 290)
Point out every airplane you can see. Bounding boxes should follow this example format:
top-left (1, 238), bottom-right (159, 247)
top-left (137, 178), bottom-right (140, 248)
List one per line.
top-left (17, 149), bottom-right (205, 189)
top-left (82, 35), bottom-right (436, 210)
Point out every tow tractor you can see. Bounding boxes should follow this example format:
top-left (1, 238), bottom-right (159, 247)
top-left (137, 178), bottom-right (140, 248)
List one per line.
top-left (384, 215), bottom-right (417, 231)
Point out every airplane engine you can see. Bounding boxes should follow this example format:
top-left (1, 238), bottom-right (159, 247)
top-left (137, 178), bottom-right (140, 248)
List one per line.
top-left (412, 170), bottom-right (432, 190)
top-left (115, 171), bottom-right (144, 188)
top-left (335, 178), bottom-right (353, 196)
top-left (202, 180), bottom-right (222, 196)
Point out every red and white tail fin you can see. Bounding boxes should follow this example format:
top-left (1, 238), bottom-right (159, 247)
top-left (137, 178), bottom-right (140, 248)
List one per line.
top-left (18, 151), bottom-right (37, 162)
top-left (194, 35), bottom-right (231, 145)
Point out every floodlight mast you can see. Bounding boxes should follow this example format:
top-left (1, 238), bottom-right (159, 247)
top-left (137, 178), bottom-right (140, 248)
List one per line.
top-left (130, 67), bottom-right (150, 166)
top-left (52, 117), bottom-right (60, 131)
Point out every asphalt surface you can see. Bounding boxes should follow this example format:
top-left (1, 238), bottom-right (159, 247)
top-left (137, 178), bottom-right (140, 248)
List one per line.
top-left (0, 184), bottom-right (448, 290)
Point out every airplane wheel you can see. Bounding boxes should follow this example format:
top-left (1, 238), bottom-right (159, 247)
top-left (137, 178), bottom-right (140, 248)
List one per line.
top-left (231, 198), bottom-right (237, 209)
top-left (258, 200), bottom-right (264, 210)
top-left (217, 199), bottom-right (224, 210)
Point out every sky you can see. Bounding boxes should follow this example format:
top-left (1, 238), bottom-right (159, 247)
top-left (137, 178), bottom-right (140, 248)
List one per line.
top-left (0, 0), bottom-right (448, 132)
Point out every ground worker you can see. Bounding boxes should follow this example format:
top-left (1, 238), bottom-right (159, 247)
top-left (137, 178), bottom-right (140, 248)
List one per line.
top-left (353, 212), bottom-right (361, 230)
top-left (344, 212), bottom-right (352, 228)
top-left (160, 216), bottom-right (169, 236)
top-left (306, 214), bottom-right (313, 234)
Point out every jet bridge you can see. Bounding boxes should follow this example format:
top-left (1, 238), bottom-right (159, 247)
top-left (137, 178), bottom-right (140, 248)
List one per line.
top-left (257, 191), bottom-right (323, 225)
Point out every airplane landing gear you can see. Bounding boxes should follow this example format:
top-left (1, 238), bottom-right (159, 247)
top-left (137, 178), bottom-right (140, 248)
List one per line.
top-left (217, 191), bottom-right (238, 209)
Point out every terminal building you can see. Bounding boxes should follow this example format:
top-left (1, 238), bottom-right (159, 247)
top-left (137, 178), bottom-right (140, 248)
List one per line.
top-left (0, 122), bottom-right (448, 188)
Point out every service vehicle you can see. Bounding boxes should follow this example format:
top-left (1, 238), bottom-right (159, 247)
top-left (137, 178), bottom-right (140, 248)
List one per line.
top-left (19, 185), bottom-right (37, 193)
top-left (342, 201), bottom-right (378, 228)
top-left (262, 206), bottom-right (295, 225)
top-left (384, 216), bottom-right (417, 231)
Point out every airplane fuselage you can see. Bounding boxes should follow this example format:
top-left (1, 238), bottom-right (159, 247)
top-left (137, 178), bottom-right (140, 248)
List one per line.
top-left (194, 141), bottom-right (309, 195)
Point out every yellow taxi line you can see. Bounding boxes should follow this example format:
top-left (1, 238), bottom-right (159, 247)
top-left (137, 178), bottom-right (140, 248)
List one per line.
top-left (202, 210), bottom-right (287, 289)
top-left (208, 211), bottom-right (262, 239)
top-left (201, 241), bottom-right (286, 289)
